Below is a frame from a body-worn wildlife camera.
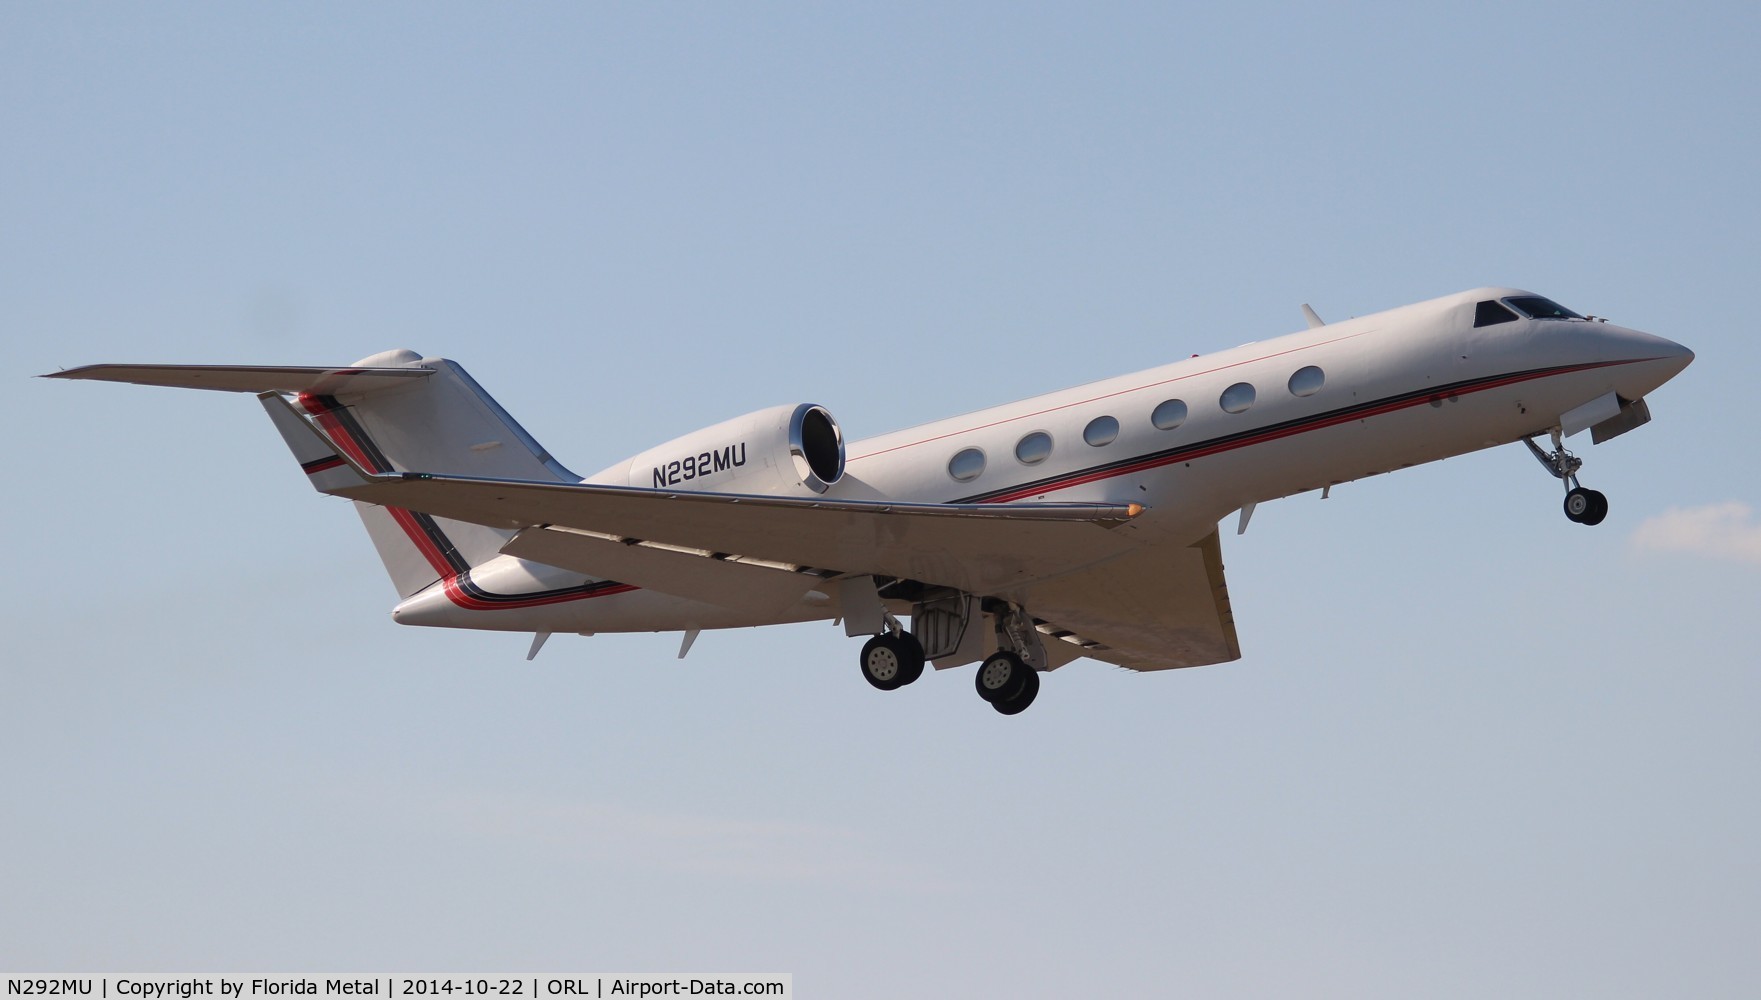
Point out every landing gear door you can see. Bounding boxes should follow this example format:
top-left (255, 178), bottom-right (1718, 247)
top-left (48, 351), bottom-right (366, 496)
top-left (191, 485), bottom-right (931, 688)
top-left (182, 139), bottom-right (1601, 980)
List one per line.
top-left (918, 594), bottom-right (986, 668)
top-left (1591, 396), bottom-right (1652, 444)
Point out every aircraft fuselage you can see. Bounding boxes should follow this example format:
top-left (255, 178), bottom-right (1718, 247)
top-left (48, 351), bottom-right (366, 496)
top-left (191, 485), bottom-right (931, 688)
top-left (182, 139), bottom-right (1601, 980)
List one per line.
top-left (393, 286), bottom-right (1691, 635)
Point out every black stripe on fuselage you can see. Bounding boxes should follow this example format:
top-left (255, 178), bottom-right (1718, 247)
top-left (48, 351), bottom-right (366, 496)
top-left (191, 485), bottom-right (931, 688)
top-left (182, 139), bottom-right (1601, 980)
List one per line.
top-left (451, 572), bottom-right (633, 604)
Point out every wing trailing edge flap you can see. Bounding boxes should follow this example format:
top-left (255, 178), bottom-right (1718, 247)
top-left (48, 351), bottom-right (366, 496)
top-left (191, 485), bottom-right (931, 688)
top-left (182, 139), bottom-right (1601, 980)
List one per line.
top-left (1025, 528), bottom-right (1240, 672)
top-left (324, 471), bottom-right (1143, 597)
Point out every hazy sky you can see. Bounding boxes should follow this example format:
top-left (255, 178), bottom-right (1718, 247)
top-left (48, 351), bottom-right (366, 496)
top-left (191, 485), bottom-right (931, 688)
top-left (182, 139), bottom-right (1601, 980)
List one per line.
top-left (5, 3), bottom-right (1758, 996)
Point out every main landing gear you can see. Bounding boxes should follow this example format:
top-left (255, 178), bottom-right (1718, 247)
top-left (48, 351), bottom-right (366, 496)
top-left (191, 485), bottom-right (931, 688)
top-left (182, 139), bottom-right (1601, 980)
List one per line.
top-left (1524, 429), bottom-right (1608, 526)
top-left (853, 600), bottom-right (1046, 715)
top-left (974, 650), bottom-right (1040, 715)
top-left (858, 630), bottom-right (925, 691)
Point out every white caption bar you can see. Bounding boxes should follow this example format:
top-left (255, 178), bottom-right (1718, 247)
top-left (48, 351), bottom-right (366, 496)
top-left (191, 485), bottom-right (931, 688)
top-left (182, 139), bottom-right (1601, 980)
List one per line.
top-left (3, 978), bottom-right (790, 1000)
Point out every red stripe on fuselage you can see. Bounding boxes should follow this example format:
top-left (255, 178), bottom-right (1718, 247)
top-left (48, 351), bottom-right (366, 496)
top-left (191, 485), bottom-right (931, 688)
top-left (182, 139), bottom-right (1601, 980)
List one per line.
top-left (440, 576), bottom-right (639, 611)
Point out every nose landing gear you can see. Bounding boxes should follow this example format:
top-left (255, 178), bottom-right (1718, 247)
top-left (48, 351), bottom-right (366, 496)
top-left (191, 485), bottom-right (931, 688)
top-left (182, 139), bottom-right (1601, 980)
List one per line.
top-left (1524, 429), bottom-right (1608, 526)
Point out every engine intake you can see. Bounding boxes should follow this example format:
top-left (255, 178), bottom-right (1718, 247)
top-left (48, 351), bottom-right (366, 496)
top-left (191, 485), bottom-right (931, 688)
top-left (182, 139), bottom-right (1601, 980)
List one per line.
top-left (790, 404), bottom-right (843, 493)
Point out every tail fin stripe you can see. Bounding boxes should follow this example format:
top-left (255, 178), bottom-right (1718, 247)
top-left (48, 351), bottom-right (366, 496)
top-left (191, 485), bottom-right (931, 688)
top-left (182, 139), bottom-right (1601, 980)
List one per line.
top-left (298, 394), bottom-right (396, 473)
top-left (385, 506), bottom-right (467, 579)
top-left (295, 390), bottom-right (640, 611)
top-left (301, 456), bottom-right (346, 475)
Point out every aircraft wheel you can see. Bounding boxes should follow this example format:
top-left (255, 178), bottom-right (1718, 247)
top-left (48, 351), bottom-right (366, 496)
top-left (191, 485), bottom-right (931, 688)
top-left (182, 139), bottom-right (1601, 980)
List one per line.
top-left (860, 633), bottom-right (925, 691)
top-left (975, 651), bottom-right (1028, 704)
top-left (992, 667), bottom-right (1040, 715)
top-left (1582, 489), bottom-right (1609, 526)
top-left (895, 632), bottom-right (926, 686)
top-left (1564, 487), bottom-right (1594, 524)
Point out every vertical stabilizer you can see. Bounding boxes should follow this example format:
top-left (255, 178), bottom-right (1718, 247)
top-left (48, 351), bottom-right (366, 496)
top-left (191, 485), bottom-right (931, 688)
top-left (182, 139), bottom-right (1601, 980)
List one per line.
top-left (268, 351), bottom-right (581, 599)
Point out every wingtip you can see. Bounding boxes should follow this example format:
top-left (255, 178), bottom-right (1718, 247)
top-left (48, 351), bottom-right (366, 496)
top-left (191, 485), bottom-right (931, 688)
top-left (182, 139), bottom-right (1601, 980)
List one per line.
top-left (39, 364), bottom-right (113, 380)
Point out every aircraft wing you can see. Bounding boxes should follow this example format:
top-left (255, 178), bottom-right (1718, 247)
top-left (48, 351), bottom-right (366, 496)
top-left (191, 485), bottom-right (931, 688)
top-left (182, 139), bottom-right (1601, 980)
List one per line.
top-left (1025, 529), bottom-right (1241, 671)
top-left (325, 470), bottom-right (1145, 598)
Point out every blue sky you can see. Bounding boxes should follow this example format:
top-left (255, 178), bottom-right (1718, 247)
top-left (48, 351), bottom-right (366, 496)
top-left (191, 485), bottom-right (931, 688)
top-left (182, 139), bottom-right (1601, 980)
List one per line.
top-left (4, 3), bottom-right (1758, 996)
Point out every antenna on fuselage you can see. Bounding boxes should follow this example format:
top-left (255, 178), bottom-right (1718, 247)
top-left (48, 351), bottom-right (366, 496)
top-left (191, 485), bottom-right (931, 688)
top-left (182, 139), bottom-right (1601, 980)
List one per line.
top-left (1301, 304), bottom-right (1325, 329)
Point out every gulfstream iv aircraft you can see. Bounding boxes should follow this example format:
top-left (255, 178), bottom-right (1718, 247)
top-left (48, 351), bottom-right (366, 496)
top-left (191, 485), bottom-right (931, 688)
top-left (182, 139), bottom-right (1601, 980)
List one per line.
top-left (48, 288), bottom-right (1692, 714)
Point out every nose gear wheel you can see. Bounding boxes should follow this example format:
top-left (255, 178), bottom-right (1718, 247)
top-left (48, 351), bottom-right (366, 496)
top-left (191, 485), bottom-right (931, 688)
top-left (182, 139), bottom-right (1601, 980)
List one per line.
top-left (1564, 486), bottom-right (1608, 525)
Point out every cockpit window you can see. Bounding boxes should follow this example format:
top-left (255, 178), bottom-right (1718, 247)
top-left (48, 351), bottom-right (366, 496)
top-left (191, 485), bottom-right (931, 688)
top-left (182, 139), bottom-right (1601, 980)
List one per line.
top-left (1505, 296), bottom-right (1583, 320)
top-left (1474, 300), bottom-right (1519, 327)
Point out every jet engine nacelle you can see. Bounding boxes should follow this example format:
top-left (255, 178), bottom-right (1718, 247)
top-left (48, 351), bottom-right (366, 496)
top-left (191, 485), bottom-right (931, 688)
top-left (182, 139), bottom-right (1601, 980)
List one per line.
top-left (598, 402), bottom-right (845, 496)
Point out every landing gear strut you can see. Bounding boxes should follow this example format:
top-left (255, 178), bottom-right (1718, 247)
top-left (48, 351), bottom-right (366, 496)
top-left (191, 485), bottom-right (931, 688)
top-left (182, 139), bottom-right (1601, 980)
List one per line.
top-left (1524, 429), bottom-right (1608, 526)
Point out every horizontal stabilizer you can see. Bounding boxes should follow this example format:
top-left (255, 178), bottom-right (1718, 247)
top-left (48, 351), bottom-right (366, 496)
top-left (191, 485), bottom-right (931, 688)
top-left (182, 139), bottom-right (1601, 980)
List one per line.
top-left (42, 363), bottom-right (432, 395)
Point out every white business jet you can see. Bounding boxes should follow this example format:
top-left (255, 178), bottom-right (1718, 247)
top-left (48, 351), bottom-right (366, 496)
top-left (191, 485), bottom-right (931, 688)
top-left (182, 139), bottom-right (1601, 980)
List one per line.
top-left (47, 288), bottom-right (1692, 714)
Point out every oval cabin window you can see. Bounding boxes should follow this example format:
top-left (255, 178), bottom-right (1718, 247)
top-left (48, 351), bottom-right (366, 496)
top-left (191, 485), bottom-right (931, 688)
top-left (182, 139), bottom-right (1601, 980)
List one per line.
top-left (1083, 415), bottom-right (1120, 447)
top-left (1288, 366), bottom-right (1324, 397)
top-left (948, 447), bottom-right (986, 482)
top-left (1015, 431), bottom-right (1053, 465)
top-left (1220, 382), bottom-right (1256, 414)
top-left (1151, 398), bottom-right (1188, 430)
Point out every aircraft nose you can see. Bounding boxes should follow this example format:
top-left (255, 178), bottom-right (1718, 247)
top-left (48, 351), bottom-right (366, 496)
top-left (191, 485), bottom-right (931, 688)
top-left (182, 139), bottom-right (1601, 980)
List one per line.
top-left (1662, 336), bottom-right (1694, 371)
top-left (1597, 324), bottom-right (1693, 397)
top-left (1633, 329), bottom-right (1694, 376)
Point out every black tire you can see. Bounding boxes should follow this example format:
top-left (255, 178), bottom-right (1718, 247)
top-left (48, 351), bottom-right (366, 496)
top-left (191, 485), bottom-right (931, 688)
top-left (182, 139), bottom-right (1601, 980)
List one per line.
top-left (860, 634), bottom-right (908, 691)
top-left (1582, 489), bottom-right (1609, 526)
top-left (860, 632), bottom-right (926, 691)
top-left (975, 651), bottom-right (1027, 703)
top-left (992, 667), bottom-right (1040, 715)
top-left (1564, 487), bottom-right (1593, 523)
top-left (896, 632), bottom-right (927, 687)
